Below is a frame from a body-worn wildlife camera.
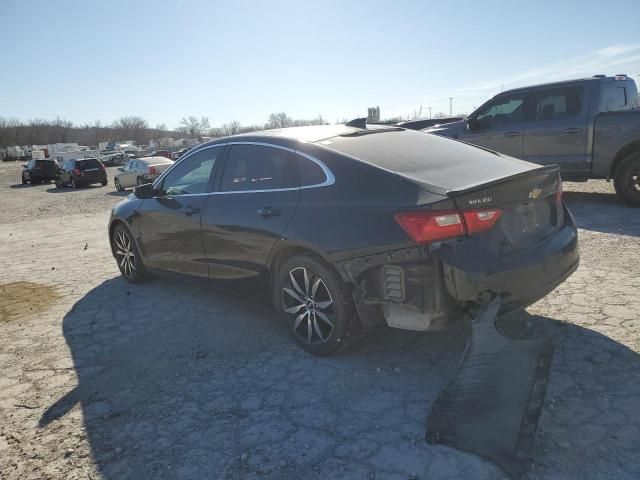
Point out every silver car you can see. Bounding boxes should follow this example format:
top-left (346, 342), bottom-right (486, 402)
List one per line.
top-left (113, 157), bottom-right (173, 191)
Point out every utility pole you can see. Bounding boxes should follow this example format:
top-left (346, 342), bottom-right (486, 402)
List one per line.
top-left (428, 106), bottom-right (432, 119)
top-left (449, 97), bottom-right (453, 116)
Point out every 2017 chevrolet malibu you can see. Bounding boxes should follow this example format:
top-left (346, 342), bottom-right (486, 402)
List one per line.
top-left (108, 124), bottom-right (579, 355)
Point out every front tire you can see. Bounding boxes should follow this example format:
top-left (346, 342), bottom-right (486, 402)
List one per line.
top-left (101, 179), bottom-right (108, 186)
top-left (275, 254), bottom-right (357, 356)
top-left (22, 175), bottom-right (27, 184)
top-left (613, 151), bottom-right (640, 207)
top-left (55, 179), bottom-right (62, 188)
top-left (115, 178), bottom-right (123, 191)
top-left (111, 224), bottom-right (149, 283)
top-left (136, 176), bottom-right (143, 186)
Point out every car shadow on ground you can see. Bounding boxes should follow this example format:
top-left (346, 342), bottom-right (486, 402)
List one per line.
top-left (45, 185), bottom-right (106, 193)
top-left (38, 277), bottom-right (640, 479)
top-left (9, 182), bottom-right (51, 189)
top-left (563, 191), bottom-right (640, 237)
top-left (106, 190), bottom-right (131, 197)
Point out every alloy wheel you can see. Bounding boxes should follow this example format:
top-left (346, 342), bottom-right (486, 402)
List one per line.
top-left (113, 230), bottom-right (136, 278)
top-left (627, 165), bottom-right (640, 194)
top-left (282, 267), bottom-right (334, 344)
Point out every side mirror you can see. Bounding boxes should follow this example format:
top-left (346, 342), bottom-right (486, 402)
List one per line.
top-left (465, 117), bottom-right (477, 131)
top-left (22, 163), bottom-right (28, 168)
top-left (134, 182), bottom-right (155, 199)
top-left (117, 167), bottom-right (124, 171)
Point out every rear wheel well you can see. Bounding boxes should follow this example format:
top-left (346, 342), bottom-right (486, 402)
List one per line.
top-left (611, 141), bottom-right (640, 178)
top-left (269, 245), bottom-right (350, 300)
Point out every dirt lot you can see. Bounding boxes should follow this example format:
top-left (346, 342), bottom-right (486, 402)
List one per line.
top-left (0, 160), bottom-right (638, 480)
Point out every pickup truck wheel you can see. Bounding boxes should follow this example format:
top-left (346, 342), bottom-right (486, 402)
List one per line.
top-left (613, 152), bottom-right (640, 207)
top-left (21, 176), bottom-right (27, 185)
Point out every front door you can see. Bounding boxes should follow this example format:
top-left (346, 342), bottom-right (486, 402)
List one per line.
top-left (523, 85), bottom-right (589, 178)
top-left (134, 146), bottom-right (223, 277)
top-left (201, 143), bottom-right (300, 281)
top-left (119, 160), bottom-right (138, 188)
top-left (460, 91), bottom-right (526, 159)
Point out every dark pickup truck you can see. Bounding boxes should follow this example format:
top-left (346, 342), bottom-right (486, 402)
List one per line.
top-left (423, 75), bottom-right (640, 205)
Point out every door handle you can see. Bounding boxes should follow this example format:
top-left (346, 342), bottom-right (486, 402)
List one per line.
top-left (504, 131), bottom-right (520, 137)
top-left (184, 206), bottom-right (201, 216)
top-left (257, 207), bottom-right (282, 217)
top-left (562, 128), bottom-right (582, 134)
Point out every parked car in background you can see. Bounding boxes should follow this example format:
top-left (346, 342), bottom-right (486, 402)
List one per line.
top-left (108, 124), bottom-right (578, 355)
top-left (147, 150), bottom-right (171, 159)
top-left (172, 147), bottom-right (192, 160)
top-left (101, 152), bottom-right (127, 166)
top-left (396, 117), bottom-right (463, 131)
top-left (21, 159), bottom-right (60, 184)
top-left (113, 156), bottom-right (174, 191)
top-left (423, 75), bottom-right (640, 205)
top-left (55, 158), bottom-right (107, 189)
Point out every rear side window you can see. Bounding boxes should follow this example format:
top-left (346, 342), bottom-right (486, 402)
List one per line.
top-left (529, 87), bottom-right (583, 121)
top-left (35, 160), bottom-right (56, 167)
top-left (298, 155), bottom-right (326, 186)
top-left (221, 145), bottom-right (298, 192)
top-left (76, 159), bottom-right (102, 169)
top-left (601, 85), bottom-right (627, 112)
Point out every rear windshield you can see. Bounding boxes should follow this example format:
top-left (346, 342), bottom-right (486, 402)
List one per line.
top-left (35, 160), bottom-right (57, 168)
top-left (76, 159), bottom-right (102, 169)
top-left (142, 157), bottom-right (172, 165)
top-left (319, 129), bottom-right (534, 193)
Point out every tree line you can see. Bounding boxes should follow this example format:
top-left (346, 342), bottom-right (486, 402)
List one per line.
top-left (0, 113), bottom-right (327, 149)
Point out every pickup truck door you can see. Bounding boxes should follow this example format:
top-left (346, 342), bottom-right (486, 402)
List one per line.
top-left (459, 92), bottom-right (525, 159)
top-left (523, 85), bottom-right (589, 178)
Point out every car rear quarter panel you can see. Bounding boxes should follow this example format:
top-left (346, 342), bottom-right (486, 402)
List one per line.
top-left (281, 144), bottom-right (451, 264)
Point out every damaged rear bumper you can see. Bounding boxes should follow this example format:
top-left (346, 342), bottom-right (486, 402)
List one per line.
top-left (436, 215), bottom-right (579, 309)
top-left (337, 210), bottom-right (579, 331)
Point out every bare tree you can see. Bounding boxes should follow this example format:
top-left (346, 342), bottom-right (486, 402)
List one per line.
top-left (112, 116), bottom-right (149, 144)
top-left (179, 116), bottom-right (210, 138)
top-left (220, 120), bottom-right (241, 136)
top-left (267, 112), bottom-right (292, 129)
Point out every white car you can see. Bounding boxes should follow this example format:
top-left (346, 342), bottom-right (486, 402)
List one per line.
top-left (113, 156), bottom-right (173, 191)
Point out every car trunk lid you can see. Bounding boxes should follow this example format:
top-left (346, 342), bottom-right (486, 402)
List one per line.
top-left (448, 165), bottom-right (563, 254)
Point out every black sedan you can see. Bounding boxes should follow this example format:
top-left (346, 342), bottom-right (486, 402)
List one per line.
top-left (108, 124), bottom-right (579, 355)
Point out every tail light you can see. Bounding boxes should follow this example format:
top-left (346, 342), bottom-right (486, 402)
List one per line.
top-left (73, 168), bottom-right (81, 175)
top-left (100, 164), bottom-right (106, 172)
top-left (395, 208), bottom-right (502, 244)
top-left (149, 166), bottom-right (159, 175)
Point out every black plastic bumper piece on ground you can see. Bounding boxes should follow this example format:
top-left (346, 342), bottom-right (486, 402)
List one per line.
top-left (425, 296), bottom-right (553, 479)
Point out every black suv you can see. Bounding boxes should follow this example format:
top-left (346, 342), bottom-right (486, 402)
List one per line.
top-left (21, 159), bottom-right (60, 184)
top-left (56, 158), bottom-right (108, 189)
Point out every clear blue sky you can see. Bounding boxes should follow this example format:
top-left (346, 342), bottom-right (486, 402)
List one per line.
top-left (2, 0), bottom-right (639, 129)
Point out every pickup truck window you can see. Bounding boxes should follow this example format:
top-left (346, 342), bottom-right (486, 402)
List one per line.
top-left (530, 86), bottom-right (583, 121)
top-left (475, 94), bottom-right (524, 130)
top-left (601, 85), bottom-right (627, 112)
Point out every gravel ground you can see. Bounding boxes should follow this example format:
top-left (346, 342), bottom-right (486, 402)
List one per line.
top-left (0, 160), bottom-right (638, 480)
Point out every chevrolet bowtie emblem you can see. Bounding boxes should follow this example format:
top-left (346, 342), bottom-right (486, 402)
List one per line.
top-left (529, 188), bottom-right (542, 200)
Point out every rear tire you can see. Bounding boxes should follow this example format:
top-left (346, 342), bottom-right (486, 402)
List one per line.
top-left (111, 224), bottom-right (150, 284)
top-left (613, 151), bottom-right (640, 207)
top-left (275, 254), bottom-right (357, 356)
top-left (136, 176), bottom-right (143, 186)
top-left (101, 179), bottom-right (107, 186)
top-left (21, 176), bottom-right (27, 184)
top-left (55, 179), bottom-right (61, 188)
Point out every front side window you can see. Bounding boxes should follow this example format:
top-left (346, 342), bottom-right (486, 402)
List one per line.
top-left (221, 145), bottom-right (298, 192)
top-left (159, 147), bottom-right (220, 196)
top-left (474, 94), bottom-right (524, 129)
top-left (530, 86), bottom-right (583, 121)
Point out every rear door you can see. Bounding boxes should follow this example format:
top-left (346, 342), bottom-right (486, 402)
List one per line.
top-left (460, 92), bottom-right (526, 158)
top-left (201, 143), bottom-right (300, 281)
top-left (523, 85), bottom-right (589, 177)
top-left (134, 146), bottom-right (223, 277)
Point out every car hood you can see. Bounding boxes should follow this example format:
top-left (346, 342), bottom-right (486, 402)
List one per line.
top-left (422, 120), bottom-right (466, 138)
